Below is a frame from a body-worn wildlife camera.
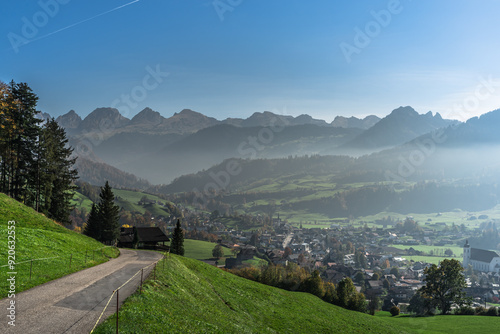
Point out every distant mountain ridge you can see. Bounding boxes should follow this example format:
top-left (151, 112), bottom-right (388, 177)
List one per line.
top-left (56, 108), bottom-right (380, 136)
top-left (342, 106), bottom-right (457, 151)
top-left (331, 115), bottom-right (380, 129)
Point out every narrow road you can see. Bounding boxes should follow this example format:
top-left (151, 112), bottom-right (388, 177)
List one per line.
top-left (1, 249), bottom-right (162, 334)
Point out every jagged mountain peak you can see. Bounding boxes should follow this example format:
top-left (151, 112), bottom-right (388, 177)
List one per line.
top-left (130, 107), bottom-right (164, 125)
top-left (331, 115), bottom-right (381, 129)
top-left (79, 107), bottom-right (130, 131)
top-left (55, 109), bottom-right (82, 131)
top-left (389, 106), bottom-right (419, 117)
top-left (342, 106), bottom-right (452, 150)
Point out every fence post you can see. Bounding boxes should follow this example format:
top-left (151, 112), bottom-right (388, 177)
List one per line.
top-left (29, 259), bottom-right (33, 280)
top-left (69, 254), bottom-right (73, 269)
top-left (140, 268), bottom-right (144, 294)
top-left (116, 289), bottom-right (119, 334)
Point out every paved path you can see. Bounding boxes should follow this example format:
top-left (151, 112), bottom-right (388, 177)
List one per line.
top-left (1, 249), bottom-right (162, 334)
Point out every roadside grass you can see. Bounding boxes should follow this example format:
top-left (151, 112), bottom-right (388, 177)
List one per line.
top-left (0, 193), bottom-right (119, 298)
top-left (93, 255), bottom-right (407, 334)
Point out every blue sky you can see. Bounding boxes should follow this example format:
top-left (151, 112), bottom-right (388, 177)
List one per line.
top-left (1, 0), bottom-right (500, 122)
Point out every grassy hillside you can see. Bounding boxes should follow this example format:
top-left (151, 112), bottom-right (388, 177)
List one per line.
top-left (94, 255), bottom-right (406, 334)
top-left (70, 191), bottom-right (94, 212)
top-left (0, 193), bottom-right (119, 298)
top-left (184, 239), bottom-right (267, 267)
top-left (112, 189), bottom-right (175, 217)
top-left (184, 239), bottom-right (231, 260)
top-left (375, 311), bottom-right (500, 333)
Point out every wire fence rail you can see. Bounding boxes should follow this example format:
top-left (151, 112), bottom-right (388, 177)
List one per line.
top-left (1, 246), bottom-right (118, 292)
top-left (89, 252), bottom-right (166, 334)
top-left (0, 245), bottom-right (116, 268)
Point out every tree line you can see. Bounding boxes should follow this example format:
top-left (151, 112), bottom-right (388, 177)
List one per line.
top-left (0, 81), bottom-right (77, 224)
top-left (228, 263), bottom-right (366, 313)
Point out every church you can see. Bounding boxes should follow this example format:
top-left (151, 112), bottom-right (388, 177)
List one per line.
top-left (463, 240), bottom-right (500, 273)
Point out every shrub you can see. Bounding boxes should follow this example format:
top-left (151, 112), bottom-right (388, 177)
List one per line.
top-left (475, 306), bottom-right (487, 316)
top-left (454, 306), bottom-right (475, 315)
top-left (390, 306), bottom-right (400, 316)
top-left (486, 307), bottom-right (498, 316)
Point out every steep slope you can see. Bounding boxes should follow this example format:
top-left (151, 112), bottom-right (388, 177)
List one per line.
top-left (55, 110), bottom-right (82, 135)
top-left (94, 255), bottom-right (407, 334)
top-left (0, 193), bottom-right (119, 297)
top-left (74, 156), bottom-right (151, 189)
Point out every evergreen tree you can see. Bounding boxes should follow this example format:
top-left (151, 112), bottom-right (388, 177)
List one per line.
top-left (0, 81), bottom-right (77, 222)
top-left (37, 119), bottom-right (78, 224)
top-left (11, 81), bottom-right (41, 201)
top-left (83, 203), bottom-right (101, 240)
top-left (170, 219), bottom-right (185, 255)
top-left (0, 81), bottom-right (41, 201)
top-left (98, 181), bottom-right (120, 244)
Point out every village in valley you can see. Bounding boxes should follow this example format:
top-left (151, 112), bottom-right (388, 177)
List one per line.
top-left (125, 206), bottom-right (500, 312)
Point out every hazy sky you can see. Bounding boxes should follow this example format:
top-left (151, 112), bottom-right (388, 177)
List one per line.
top-left (2, 0), bottom-right (500, 122)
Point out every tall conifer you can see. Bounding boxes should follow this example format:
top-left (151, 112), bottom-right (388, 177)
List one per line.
top-left (170, 219), bottom-right (184, 255)
top-left (83, 203), bottom-right (101, 240)
top-left (98, 181), bottom-right (120, 244)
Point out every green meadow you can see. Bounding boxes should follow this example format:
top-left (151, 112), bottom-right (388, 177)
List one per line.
top-left (94, 255), bottom-right (500, 333)
top-left (375, 311), bottom-right (500, 334)
top-left (94, 255), bottom-right (407, 334)
top-left (0, 193), bottom-right (119, 298)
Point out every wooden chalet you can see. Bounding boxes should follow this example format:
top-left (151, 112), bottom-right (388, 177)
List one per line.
top-left (118, 226), bottom-right (170, 250)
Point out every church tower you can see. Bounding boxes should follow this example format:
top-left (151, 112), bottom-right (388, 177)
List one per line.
top-left (463, 239), bottom-right (471, 268)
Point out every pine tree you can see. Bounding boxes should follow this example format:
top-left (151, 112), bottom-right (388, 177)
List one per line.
top-left (36, 119), bottom-right (78, 224)
top-left (1, 81), bottom-right (41, 201)
top-left (98, 181), bottom-right (120, 245)
top-left (83, 203), bottom-right (101, 240)
top-left (10, 81), bottom-right (41, 201)
top-left (170, 219), bottom-right (184, 255)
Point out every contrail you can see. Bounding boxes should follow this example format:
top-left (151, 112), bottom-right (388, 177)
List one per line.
top-left (10, 0), bottom-right (141, 50)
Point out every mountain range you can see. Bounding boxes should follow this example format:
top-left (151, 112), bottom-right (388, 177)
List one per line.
top-left (52, 106), bottom-right (468, 186)
top-left (56, 107), bottom-right (380, 136)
